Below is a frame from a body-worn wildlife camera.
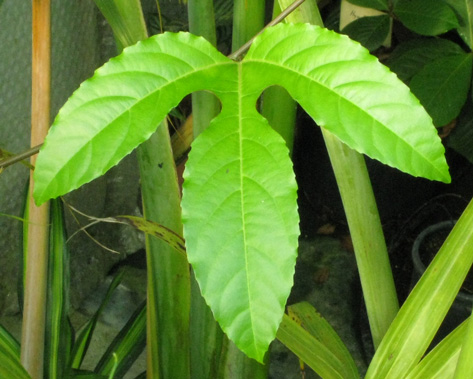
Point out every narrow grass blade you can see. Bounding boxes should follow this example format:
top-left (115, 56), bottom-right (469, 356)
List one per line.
top-left (0, 325), bottom-right (30, 378)
top-left (116, 216), bottom-right (186, 257)
top-left (88, 3), bottom-right (192, 376)
top-left (44, 199), bottom-right (72, 379)
top-left (367, 199), bottom-right (473, 378)
top-left (406, 320), bottom-right (467, 379)
top-left (94, 301), bottom-right (146, 377)
top-left (71, 270), bottom-right (125, 369)
top-left (454, 314), bottom-right (473, 377)
top-left (276, 314), bottom-right (358, 379)
top-left (138, 123), bottom-right (190, 378)
top-left (93, 0), bottom-right (147, 51)
top-left (68, 369), bottom-right (107, 378)
top-left (288, 302), bottom-right (360, 378)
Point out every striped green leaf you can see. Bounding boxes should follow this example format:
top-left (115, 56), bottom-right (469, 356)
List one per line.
top-left (71, 270), bottom-right (125, 369)
top-left (94, 302), bottom-right (146, 377)
top-left (0, 325), bottom-right (30, 379)
top-left (44, 199), bottom-right (72, 379)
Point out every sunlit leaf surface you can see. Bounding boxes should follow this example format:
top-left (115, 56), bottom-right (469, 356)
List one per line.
top-left (34, 23), bottom-right (450, 360)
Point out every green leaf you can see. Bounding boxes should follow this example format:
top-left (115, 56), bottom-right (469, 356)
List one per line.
top-left (445, 0), bottom-right (473, 49)
top-left (345, 0), bottom-right (388, 11)
top-left (95, 301), bottom-right (146, 377)
top-left (447, 99), bottom-right (473, 164)
top-left (0, 325), bottom-right (30, 379)
top-left (68, 370), bottom-right (107, 378)
top-left (71, 270), bottom-right (125, 369)
top-left (44, 199), bottom-right (72, 379)
top-left (92, 0), bottom-right (147, 52)
top-left (341, 14), bottom-right (391, 51)
top-left (115, 215), bottom-right (186, 257)
top-left (406, 320), bottom-right (467, 378)
top-left (409, 53), bottom-right (473, 126)
top-left (33, 32), bottom-right (231, 205)
top-left (366, 200), bottom-right (473, 378)
top-left (34, 23), bottom-right (451, 360)
top-left (182, 98), bottom-right (299, 362)
top-left (454, 313), bottom-right (473, 376)
top-left (243, 24), bottom-right (450, 183)
top-left (394, 0), bottom-right (459, 36)
top-left (386, 38), bottom-right (465, 83)
top-left (276, 314), bottom-right (358, 379)
top-left (287, 303), bottom-right (360, 378)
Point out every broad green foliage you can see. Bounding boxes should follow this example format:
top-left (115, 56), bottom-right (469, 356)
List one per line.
top-left (367, 201), bottom-right (473, 378)
top-left (341, 14), bottom-right (391, 51)
top-left (387, 39), bottom-right (473, 127)
top-left (386, 39), bottom-right (465, 83)
top-left (446, 0), bottom-right (473, 49)
top-left (394, 0), bottom-right (459, 36)
top-left (0, 326), bottom-right (30, 379)
top-left (409, 53), bottom-right (473, 126)
top-left (34, 23), bottom-right (449, 360)
top-left (346, 0), bottom-right (388, 12)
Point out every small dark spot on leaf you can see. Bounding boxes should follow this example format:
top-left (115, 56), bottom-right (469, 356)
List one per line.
top-left (158, 162), bottom-right (164, 168)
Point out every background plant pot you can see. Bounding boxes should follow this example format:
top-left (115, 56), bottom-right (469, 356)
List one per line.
top-left (411, 220), bottom-right (473, 343)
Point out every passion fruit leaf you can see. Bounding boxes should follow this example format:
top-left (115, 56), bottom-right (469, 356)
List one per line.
top-left (34, 23), bottom-right (450, 361)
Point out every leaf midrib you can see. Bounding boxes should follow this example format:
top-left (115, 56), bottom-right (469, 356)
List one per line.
top-left (237, 62), bottom-right (258, 354)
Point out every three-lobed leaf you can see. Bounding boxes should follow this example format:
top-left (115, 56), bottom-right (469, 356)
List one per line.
top-left (33, 23), bottom-right (450, 360)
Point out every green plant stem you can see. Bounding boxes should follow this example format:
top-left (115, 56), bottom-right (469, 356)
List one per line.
top-left (93, 2), bottom-right (191, 377)
top-left (322, 131), bottom-right (399, 348)
top-left (279, 0), bottom-right (399, 348)
top-left (21, 1), bottom-right (51, 377)
top-left (94, 0), bottom-right (148, 52)
top-left (44, 199), bottom-right (70, 379)
top-left (260, 1), bottom-right (297, 154)
top-left (232, 0), bottom-right (265, 53)
top-left (138, 123), bottom-right (190, 379)
top-left (188, 0), bottom-right (219, 138)
top-left (454, 312), bottom-right (473, 377)
top-left (187, 1), bottom-right (225, 378)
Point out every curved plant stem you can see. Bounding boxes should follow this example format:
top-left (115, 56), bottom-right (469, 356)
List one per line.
top-left (21, 0), bottom-right (51, 377)
top-left (278, 0), bottom-right (399, 348)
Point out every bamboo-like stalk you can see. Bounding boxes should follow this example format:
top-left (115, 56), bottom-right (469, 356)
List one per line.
top-left (261, 1), bottom-right (297, 155)
top-left (278, 0), bottom-right (399, 348)
top-left (93, 2), bottom-right (191, 377)
top-left (21, 0), bottom-right (51, 377)
top-left (187, 1), bottom-right (225, 378)
top-left (322, 132), bottom-right (399, 348)
top-left (138, 124), bottom-right (190, 379)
